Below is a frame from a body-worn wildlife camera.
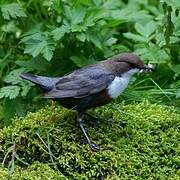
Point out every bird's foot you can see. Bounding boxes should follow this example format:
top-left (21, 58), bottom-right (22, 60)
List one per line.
top-left (89, 143), bottom-right (100, 151)
top-left (83, 138), bottom-right (100, 151)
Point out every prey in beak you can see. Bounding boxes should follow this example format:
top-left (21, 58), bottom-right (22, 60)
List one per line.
top-left (140, 64), bottom-right (155, 73)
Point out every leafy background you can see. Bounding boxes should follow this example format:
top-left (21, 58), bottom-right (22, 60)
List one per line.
top-left (0, 0), bottom-right (180, 125)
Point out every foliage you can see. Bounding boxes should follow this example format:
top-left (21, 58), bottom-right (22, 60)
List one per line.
top-left (0, 101), bottom-right (180, 179)
top-left (1, 3), bottom-right (27, 20)
top-left (0, 0), bottom-right (180, 123)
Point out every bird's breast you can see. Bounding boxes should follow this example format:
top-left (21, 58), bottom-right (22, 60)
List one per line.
top-left (107, 76), bottom-right (130, 99)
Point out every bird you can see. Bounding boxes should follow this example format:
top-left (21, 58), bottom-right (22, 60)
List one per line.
top-left (20, 53), bottom-right (154, 151)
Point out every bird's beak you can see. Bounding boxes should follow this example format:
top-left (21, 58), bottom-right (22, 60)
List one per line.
top-left (140, 64), bottom-right (155, 73)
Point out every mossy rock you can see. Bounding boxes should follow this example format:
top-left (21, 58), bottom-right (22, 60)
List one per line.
top-left (0, 101), bottom-right (179, 179)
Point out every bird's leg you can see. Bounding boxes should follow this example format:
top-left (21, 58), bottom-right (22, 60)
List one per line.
top-left (77, 112), bottom-right (100, 151)
top-left (85, 112), bottom-right (112, 125)
top-left (85, 112), bottom-right (127, 127)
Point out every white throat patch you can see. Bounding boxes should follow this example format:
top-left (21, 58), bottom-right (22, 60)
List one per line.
top-left (107, 68), bottom-right (139, 99)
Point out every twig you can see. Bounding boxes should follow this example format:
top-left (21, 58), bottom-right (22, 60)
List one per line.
top-left (8, 142), bottom-right (16, 175)
top-left (47, 132), bottom-right (58, 170)
top-left (35, 132), bottom-right (57, 158)
top-left (149, 78), bottom-right (171, 100)
top-left (35, 131), bottom-right (60, 171)
top-left (2, 146), bottom-right (14, 167)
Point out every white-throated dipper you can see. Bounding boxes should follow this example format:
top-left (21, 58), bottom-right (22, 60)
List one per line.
top-left (20, 53), bottom-right (154, 151)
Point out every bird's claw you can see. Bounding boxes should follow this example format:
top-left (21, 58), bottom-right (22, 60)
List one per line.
top-left (89, 143), bottom-right (100, 151)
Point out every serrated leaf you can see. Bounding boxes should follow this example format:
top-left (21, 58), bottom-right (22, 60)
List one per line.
top-left (103, 0), bottom-right (122, 9)
top-left (135, 21), bottom-right (156, 38)
top-left (71, 8), bottom-right (86, 24)
top-left (123, 32), bottom-right (147, 42)
top-left (52, 25), bottom-right (70, 41)
top-left (0, 86), bottom-right (20, 99)
top-left (42, 43), bottom-right (55, 61)
top-left (3, 68), bottom-right (32, 98)
top-left (1, 3), bottom-right (27, 20)
top-left (64, 5), bottom-right (73, 21)
top-left (128, 10), bottom-right (153, 22)
top-left (24, 40), bottom-right (45, 58)
top-left (21, 84), bottom-right (31, 96)
top-left (86, 32), bottom-right (102, 49)
top-left (135, 43), bottom-right (170, 63)
top-left (135, 23), bottom-right (146, 36)
top-left (4, 68), bottom-right (26, 85)
top-left (22, 32), bottom-right (55, 61)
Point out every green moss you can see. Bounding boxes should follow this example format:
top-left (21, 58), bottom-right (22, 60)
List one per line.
top-left (0, 101), bottom-right (180, 179)
top-left (0, 162), bottom-right (66, 180)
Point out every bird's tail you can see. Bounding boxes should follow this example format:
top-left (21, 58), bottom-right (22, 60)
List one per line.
top-left (20, 72), bottom-right (58, 91)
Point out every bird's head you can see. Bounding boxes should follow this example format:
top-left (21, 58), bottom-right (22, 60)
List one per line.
top-left (116, 53), bottom-right (154, 72)
top-left (104, 53), bottom-right (155, 76)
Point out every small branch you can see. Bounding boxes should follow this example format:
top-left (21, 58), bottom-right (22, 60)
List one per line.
top-left (8, 142), bottom-right (16, 175)
top-left (35, 131), bottom-right (59, 171)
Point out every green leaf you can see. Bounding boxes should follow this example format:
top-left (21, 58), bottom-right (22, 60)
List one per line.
top-left (1, 3), bottom-right (27, 20)
top-left (1, 21), bottom-right (19, 33)
top-left (103, 0), bottom-right (123, 9)
top-left (76, 33), bottom-right (86, 42)
top-left (21, 84), bottom-right (32, 97)
top-left (160, 0), bottom-right (180, 10)
top-left (135, 21), bottom-right (156, 38)
top-left (42, 43), bottom-right (55, 61)
top-left (71, 8), bottom-right (86, 24)
top-left (2, 68), bottom-right (33, 98)
top-left (70, 56), bottom-right (96, 67)
top-left (172, 65), bottom-right (180, 75)
top-left (111, 9), bottom-right (152, 23)
top-left (52, 25), bottom-right (70, 41)
top-left (0, 86), bottom-right (20, 99)
top-left (128, 10), bottom-right (153, 22)
top-left (22, 32), bottom-right (55, 61)
top-left (3, 68), bottom-right (26, 85)
top-left (86, 32), bottom-right (102, 49)
top-left (24, 40), bottom-right (45, 58)
top-left (135, 43), bottom-right (170, 63)
top-left (105, 19), bottom-right (127, 27)
top-left (123, 32), bottom-right (147, 42)
top-left (104, 37), bottom-right (117, 46)
top-left (135, 23), bottom-right (146, 36)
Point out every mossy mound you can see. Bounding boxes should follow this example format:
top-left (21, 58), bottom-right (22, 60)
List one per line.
top-left (0, 162), bottom-right (66, 180)
top-left (0, 101), bottom-right (179, 179)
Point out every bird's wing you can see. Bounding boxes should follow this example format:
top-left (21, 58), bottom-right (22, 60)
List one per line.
top-left (44, 66), bottom-right (115, 98)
